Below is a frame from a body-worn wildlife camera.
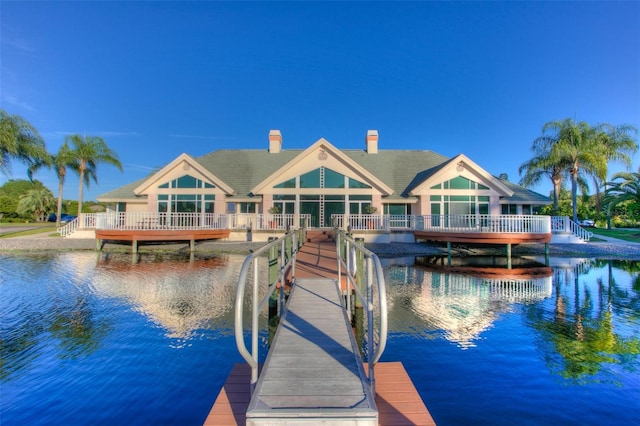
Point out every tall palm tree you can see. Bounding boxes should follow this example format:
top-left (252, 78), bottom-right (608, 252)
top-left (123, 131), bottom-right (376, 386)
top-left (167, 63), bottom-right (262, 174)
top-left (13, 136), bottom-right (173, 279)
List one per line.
top-left (542, 119), bottom-right (606, 222)
top-left (26, 142), bottom-right (80, 227)
top-left (593, 124), bottom-right (638, 217)
top-left (52, 142), bottom-right (80, 227)
top-left (66, 135), bottom-right (122, 216)
top-left (0, 109), bottom-right (50, 176)
top-left (519, 137), bottom-right (566, 210)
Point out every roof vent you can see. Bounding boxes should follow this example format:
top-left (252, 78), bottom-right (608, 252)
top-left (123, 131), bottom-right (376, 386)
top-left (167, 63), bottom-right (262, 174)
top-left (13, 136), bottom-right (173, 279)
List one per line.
top-left (366, 130), bottom-right (378, 154)
top-left (269, 130), bottom-right (282, 153)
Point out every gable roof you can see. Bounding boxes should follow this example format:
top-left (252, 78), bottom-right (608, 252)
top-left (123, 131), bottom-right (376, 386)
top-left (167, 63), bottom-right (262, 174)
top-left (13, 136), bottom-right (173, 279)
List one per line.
top-left (98, 143), bottom-right (550, 205)
top-left (133, 153), bottom-right (235, 195)
top-left (405, 154), bottom-right (514, 196)
top-left (98, 176), bottom-right (149, 202)
top-left (250, 138), bottom-right (393, 195)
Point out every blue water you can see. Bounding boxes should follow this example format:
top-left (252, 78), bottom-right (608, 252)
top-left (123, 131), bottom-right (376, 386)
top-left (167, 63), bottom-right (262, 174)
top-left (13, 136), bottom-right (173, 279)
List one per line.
top-left (2, 252), bottom-right (639, 425)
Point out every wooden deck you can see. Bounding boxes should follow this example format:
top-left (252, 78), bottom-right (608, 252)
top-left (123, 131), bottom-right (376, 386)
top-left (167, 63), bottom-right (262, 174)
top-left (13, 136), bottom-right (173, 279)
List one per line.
top-left (204, 231), bottom-right (435, 425)
top-left (95, 228), bottom-right (230, 242)
top-left (414, 230), bottom-right (551, 244)
top-left (95, 229), bottom-right (230, 253)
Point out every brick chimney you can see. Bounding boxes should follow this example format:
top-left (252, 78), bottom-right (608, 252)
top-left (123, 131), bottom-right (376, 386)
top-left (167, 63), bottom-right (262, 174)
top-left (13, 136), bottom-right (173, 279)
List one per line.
top-left (269, 130), bottom-right (282, 153)
top-left (366, 130), bottom-right (378, 154)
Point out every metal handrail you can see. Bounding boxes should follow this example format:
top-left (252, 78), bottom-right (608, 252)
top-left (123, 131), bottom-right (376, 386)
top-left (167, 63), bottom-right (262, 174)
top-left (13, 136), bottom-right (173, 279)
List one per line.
top-left (334, 229), bottom-right (388, 395)
top-left (234, 228), bottom-right (305, 394)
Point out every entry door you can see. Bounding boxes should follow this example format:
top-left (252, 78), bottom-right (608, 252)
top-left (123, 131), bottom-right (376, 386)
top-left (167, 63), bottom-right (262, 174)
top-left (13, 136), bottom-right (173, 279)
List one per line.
top-left (300, 200), bottom-right (319, 228)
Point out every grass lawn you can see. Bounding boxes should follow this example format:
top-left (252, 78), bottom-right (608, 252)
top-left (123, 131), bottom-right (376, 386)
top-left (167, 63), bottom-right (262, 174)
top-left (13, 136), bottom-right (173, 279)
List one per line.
top-left (0, 223), bottom-right (60, 238)
top-left (589, 227), bottom-right (640, 243)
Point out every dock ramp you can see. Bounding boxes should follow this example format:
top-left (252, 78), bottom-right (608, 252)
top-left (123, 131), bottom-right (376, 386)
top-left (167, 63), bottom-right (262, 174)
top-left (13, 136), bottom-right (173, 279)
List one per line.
top-left (246, 277), bottom-right (377, 425)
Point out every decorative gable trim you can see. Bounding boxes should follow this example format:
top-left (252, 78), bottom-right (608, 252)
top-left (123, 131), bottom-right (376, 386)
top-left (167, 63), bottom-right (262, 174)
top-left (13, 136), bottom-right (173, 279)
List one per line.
top-left (409, 154), bottom-right (513, 196)
top-left (133, 153), bottom-right (235, 195)
top-left (250, 138), bottom-right (393, 195)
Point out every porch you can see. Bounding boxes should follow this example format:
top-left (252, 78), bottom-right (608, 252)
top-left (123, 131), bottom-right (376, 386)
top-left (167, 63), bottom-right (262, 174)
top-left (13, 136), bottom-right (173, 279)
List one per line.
top-left (58, 212), bottom-right (582, 244)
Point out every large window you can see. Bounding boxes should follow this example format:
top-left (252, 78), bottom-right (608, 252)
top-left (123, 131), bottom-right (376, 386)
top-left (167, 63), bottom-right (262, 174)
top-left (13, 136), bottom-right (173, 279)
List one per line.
top-left (158, 194), bottom-right (214, 213)
top-left (157, 175), bottom-right (216, 214)
top-left (349, 195), bottom-right (372, 214)
top-left (273, 195), bottom-right (295, 214)
top-left (159, 175), bottom-right (215, 189)
top-left (274, 167), bottom-right (370, 189)
top-left (430, 195), bottom-right (490, 227)
top-left (431, 176), bottom-right (489, 190)
top-left (502, 204), bottom-right (518, 214)
top-left (271, 167), bottom-right (373, 228)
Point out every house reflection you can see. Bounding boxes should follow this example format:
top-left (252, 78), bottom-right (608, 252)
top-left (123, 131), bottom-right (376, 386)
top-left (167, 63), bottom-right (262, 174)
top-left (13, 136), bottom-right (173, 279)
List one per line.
top-left (385, 258), bottom-right (553, 348)
top-left (91, 253), bottom-right (249, 339)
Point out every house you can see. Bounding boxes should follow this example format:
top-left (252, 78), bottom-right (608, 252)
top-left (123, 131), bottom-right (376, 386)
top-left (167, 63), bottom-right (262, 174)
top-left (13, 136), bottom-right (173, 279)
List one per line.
top-left (98, 130), bottom-right (549, 220)
top-left (96, 130), bottom-right (551, 243)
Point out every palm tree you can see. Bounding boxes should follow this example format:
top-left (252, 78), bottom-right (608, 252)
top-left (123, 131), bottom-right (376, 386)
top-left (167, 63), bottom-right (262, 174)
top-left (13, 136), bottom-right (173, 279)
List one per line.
top-left (603, 168), bottom-right (640, 222)
top-left (66, 135), bottom-right (122, 216)
top-left (25, 142), bottom-right (80, 227)
top-left (519, 139), bottom-right (566, 210)
top-left (0, 109), bottom-right (50, 176)
top-left (593, 124), bottom-right (638, 219)
top-left (52, 142), bottom-right (80, 227)
top-left (542, 119), bottom-right (607, 222)
top-left (17, 187), bottom-right (56, 222)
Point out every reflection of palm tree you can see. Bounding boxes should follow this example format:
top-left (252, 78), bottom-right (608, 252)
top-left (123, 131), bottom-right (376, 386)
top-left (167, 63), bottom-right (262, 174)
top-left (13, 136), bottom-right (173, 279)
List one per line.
top-left (1, 311), bottom-right (43, 380)
top-left (528, 261), bottom-right (640, 381)
top-left (49, 296), bottom-right (111, 358)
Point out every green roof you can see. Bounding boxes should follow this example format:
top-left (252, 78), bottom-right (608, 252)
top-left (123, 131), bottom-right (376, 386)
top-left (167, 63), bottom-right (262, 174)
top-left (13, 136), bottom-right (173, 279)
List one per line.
top-left (498, 178), bottom-right (551, 204)
top-left (98, 148), bottom-right (550, 205)
top-left (98, 176), bottom-right (149, 201)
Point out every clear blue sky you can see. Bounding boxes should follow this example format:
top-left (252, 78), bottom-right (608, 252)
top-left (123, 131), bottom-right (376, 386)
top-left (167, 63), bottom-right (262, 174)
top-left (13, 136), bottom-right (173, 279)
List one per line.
top-left (2, 1), bottom-right (639, 202)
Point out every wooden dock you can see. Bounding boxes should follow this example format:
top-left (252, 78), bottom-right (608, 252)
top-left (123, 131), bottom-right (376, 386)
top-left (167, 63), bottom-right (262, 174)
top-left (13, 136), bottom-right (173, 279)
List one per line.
top-left (204, 231), bottom-right (436, 425)
top-left (204, 362), bottom-right (435, 425)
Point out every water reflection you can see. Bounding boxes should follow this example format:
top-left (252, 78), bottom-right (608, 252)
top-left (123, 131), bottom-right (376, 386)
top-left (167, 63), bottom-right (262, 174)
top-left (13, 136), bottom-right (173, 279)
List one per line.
top-left (93, 252), bottom-right (244, 339)
top-left (384, 256), bottom-right (640, 384)
top-left (3, 252), bottom-right (639, 425)
top-left (525, 259), bottom-right (640, 382)
top-left (385, 257), bottom-right (553, 348)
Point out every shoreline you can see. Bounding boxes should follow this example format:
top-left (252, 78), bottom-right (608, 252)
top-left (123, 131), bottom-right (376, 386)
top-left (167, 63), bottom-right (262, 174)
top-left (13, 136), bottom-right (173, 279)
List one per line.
top-left (1, 236), bottom-right (639, 260)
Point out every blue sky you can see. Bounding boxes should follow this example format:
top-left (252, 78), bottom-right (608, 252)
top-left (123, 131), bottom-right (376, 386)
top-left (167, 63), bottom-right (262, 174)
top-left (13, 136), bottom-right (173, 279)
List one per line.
top-left (2, 1), bottom-right (639, 202)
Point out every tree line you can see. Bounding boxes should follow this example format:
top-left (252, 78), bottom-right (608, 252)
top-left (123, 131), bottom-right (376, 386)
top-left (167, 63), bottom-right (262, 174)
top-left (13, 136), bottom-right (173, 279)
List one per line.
top-left (0, 109), bottom-right (122, 225)
top-left (3, 110), bottom-right (638, 227)
top-left (519, 118), bottom-right (638, 227)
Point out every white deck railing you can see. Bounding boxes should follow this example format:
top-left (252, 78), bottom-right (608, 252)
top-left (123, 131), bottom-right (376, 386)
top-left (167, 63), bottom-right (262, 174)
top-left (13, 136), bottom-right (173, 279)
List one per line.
top-left (550, 216), bottom-right (593, 242)
top-left (228, 213), bottom-right (311, 231)
top-left (332, 214), bottom-right (551, 234)
top-left (58, 212), bottom-right (312, 236)
top-left (416, 214), bottom-right (551, 234)
top-left (60, 212), bottom-right (560, 238)
top-left (92, 212), bottom-right (229, 230)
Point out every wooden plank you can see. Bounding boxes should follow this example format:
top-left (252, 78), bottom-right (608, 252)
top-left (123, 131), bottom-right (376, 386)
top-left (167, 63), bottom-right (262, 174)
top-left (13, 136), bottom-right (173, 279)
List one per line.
top-left (370, 362), bottom-right (436, 426)
top-left (203, 363), bottom-right (252, 426)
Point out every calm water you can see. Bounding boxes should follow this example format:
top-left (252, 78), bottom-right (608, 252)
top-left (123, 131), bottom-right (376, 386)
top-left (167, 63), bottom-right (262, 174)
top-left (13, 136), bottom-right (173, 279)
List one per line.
top-left (1, 252), bottom-right (639, 425)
